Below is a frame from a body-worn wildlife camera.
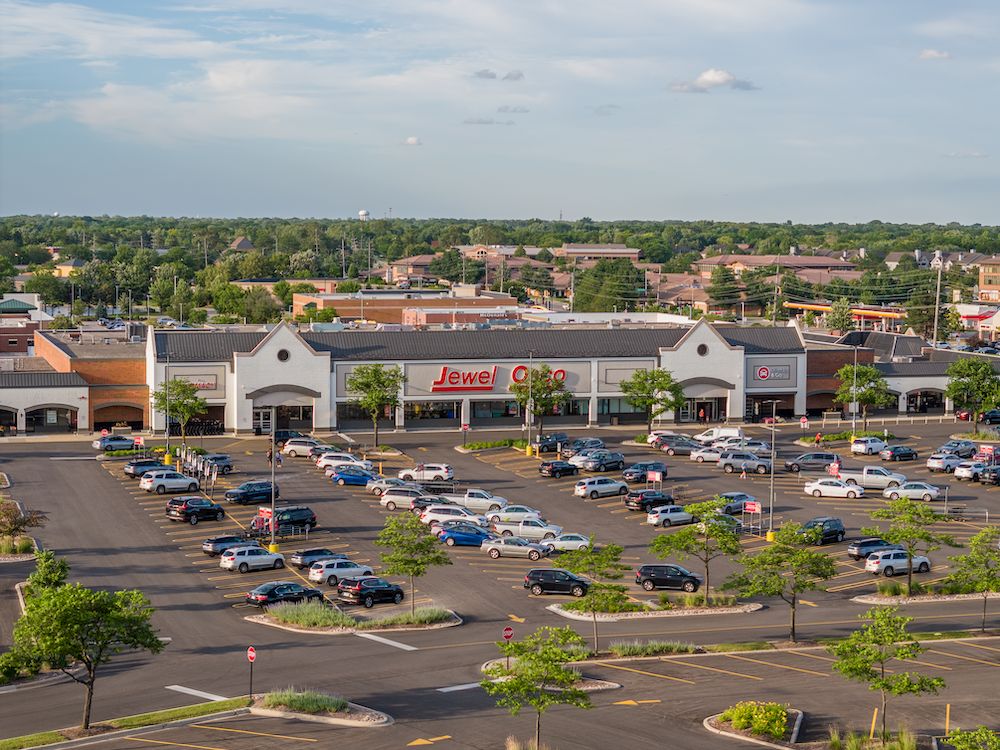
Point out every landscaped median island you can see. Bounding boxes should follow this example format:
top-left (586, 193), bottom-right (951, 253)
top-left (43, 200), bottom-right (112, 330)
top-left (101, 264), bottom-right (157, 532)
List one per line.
top-left (705, 701), bottom-right (800, 747)
top-left (247, 600), bottom-right (461, 633)
top-left (794, 429), bottom-right (896, 448)
top-left (251, 687), bottom-right (391, 726)
top-left (548, 592), bottom-right (762, 622)
top-left (455, 438), bottom-right (529, 453)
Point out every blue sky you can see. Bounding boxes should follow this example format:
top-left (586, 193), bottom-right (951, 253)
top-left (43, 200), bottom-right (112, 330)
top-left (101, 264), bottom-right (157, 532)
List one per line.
top-left (0, 0), bottom-right (997, 223)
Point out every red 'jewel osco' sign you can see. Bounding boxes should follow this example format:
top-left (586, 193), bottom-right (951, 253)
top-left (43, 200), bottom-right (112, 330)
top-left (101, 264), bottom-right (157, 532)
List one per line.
top-left (429, 364), bottom-right (568, 393)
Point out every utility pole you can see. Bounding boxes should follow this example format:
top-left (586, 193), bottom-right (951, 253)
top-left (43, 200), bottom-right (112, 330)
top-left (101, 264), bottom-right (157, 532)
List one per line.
top-left (341, 238), bottom-right (346, 278)
top-left (771, 261), bottom-right (781, 325)
top-left (851, 345), bottom-right (858, 438)
top-left (931, 262), bottom-right (943, 344)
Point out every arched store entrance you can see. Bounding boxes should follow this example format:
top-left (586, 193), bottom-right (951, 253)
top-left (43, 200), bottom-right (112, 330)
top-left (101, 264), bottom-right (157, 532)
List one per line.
top-left (25, 405), bottom-right (78, 434)
top-left (93, 404), bottom-right (145, 432)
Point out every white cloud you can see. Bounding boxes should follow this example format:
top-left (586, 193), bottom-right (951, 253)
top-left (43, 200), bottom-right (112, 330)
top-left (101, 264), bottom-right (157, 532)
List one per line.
top-left (472, 68), bottom-right (497, 79)
top-left (403, 135), bottom-right (422, 145)
top-left (918, 48), bottom-right (951, 60)
top-left (463, 117), bottom-right (514, 125)
top-left (944, 150), bottom-right (988, 159)
top-left (497, 105), bottom-right (529, 113)
top-left (672, 68), bottom-right (757, 93)
top-left (502, 70), bottom-right (524, 81)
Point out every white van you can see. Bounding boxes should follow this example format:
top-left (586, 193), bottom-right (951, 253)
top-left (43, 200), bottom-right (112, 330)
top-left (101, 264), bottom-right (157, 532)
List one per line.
top-left (692, 426), bottom-right (744, 445)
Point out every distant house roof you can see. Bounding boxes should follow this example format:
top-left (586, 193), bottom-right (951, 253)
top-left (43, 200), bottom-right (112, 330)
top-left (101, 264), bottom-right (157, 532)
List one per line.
top-left (0, 299), bottom-right (36, 313)
top-left (56, 258), bottom-right (86, 268)
top-left (0, 371), bottom-right (87, 389)
top-left (229, 236), bottom-right (255, 251)
top-left (836, 331), bottom-right (927, 361)
top-left (390, 254), bottom-right (438, 267)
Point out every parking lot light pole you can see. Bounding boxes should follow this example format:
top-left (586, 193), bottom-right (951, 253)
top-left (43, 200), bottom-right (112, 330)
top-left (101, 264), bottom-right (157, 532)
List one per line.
top-left (762, 399), bottom-right (781, 537)
top-left (526, 351), bottom-right (534, 456)
top-left (851, 345), bottom-right (858, 439)
top-left (269, 405), bottom-right (277, 553)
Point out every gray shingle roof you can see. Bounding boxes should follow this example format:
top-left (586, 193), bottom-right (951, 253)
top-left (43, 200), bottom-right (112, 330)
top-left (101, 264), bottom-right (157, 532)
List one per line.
top-left (713, 325), bottom-right (804, 353)
top-left (0, 372), bottom-right (87, 388)
top-left (155, 331), bottom-right (267, 362)
top-left (875, 362), bottom-right (952, 377)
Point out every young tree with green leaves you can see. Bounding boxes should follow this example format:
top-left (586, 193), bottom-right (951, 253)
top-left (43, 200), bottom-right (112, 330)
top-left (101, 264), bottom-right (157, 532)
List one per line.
top-left (864, 498), bottom-right (958, 596)
top-left (834, 363), bottom-right (896, 430)
top-left (945, 726), bottom-right (1000, 750)
top-left (508, 363), bottom-right (571, 439)
top-left (0, 500), bottom-right (46, 539)
top-left (724, 523), bottom-right (836, 642)
top-left (649, 497), bottom-right (742, 605)
top-left (151, 378), bottom-right (207, 448)
top-left (375, 513), bottom-right (452, 615)
top-left (12, 585), bottom-right (164, 729)
top-left (481, 626), bottom-right (591, 750)
top-left (945, 358), bottom-right (1000, 418)
top-left (558, 539), bottom-right (629, 652)
top-left (620, 368), bottom-right (685, 433)
top-left (346, 363), bottom-right (406, 446)
top-left (829, 606), bottom-right (945, 743)
top-left (945, 526), bottom-right (1000, 632)
top-left (827, 297), bottom-right (856, 332)
top-left (23, 550), bottom-right (69, 600)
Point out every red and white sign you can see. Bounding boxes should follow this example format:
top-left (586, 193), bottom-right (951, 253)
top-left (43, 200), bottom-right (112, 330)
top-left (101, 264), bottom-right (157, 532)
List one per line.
top-left (647, 470), bottom-right (663, 482)
top-left (101, 428), bottom-right (109, 437)
top-left (431, 365), bottom-right (498, 393)
top-left (511, 365), bottom-right (566, 384)
top-left (134, 436), bottom-right (144, 445)
top-left (800, 416), bottom-right (809, 426)
top-left (744, 500), bottom-right (762, 513)
top-left (828, 460), bottom-right (842, 477)
top-left (756, 366), bottom-right (770, 381)
top-left (257, 506), bottom-right (273, 519)
top-left (502, 626), bottom-right (514, 642)
top-left (246, 646), bottom-right (256, 663)
top-left (461, 423), bottom-right (470, 432)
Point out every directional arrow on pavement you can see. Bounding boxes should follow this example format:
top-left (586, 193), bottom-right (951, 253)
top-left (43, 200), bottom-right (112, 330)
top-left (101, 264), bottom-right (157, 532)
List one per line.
top-left (799, 599), bottom-right (818, 607)
top-left (614, 699), bottom-right (661, 706)
top-left (407, 737), bottom-right (452, 746)
top-left (507, 614), bottom-right (526, 623)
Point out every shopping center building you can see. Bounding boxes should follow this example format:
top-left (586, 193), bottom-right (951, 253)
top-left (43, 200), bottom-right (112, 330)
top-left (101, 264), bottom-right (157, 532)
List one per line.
top-left (146, 321), bottom-right (808, 434)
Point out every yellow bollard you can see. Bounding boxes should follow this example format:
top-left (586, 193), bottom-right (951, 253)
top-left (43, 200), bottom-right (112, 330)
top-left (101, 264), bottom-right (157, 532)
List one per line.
top-left (268, 543), bottom-right (280, 554)
top-left (379, 461), bottom-right (383, 475)
top-left (869, 707), bottom-right (878, 740)
top-left (945, 703), bottom-right (950, 734)
top-left (765, 530), bottom-right (776, 542)
top-left (525, 444), bottom-right (533, 457)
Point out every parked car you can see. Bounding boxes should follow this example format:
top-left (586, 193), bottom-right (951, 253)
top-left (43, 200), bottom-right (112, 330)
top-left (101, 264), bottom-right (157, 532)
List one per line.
top-left (124, 458), bottom-right (169, 478)
top-left (717, 491), bottom-right (756, 515)
top-left (883, 482), bottom-right (941, 501)
top-left (690, 446), bottom-right (724, 463)
top-left (718, 451), bottom-right (771, 475)
top-left (281, 438), bottom-right (322, 457)
top-left (622, 461), bottom-right (668, 483)
top-left (635, 564), bottom-right (700, 592)
top-left (562, 438), bottom-right (604, 458)
top-left (483, 537), bottom-right (549, 561)
top-left (837, 466), bottom-right (906, 489)
top-left (487, 505), bottom-right (543, 524)
top-left (367, 477), bottom-right (420, 495)
top-left (329, 466), bottom-right (377, 486)
top-left (698, 513), bottom-right (742, 534)
top-left (405, 495), bottom-right (449, 514)
top-left (165, 496), bottom-right (225, 525)
top-left (245, 581), bottom-right (322, 607)
top-left (979, 465), bottom-right (1000, 485)
top-left (851, 437), bottom-right (888, 455)
top-left (926, 453), bottom-right (963, 473)
top-left (317, 452), bottom-right (374, 471)
top-left (378, 487), bottom-right (433, 511)
top-left (713, 437), bottom-right (770, 453)
top-left (955, 461), bottom-right (993, 481)
top-left (574, 477), bottom-right (628, 498)
top-left (646, 430), bottom-right (679, 444)
top-left (692, 427), bottom-right (744, 445)
top-left (439, 489), bottom-right (508, 512)
top-left (219, 546), bottom-right (285, 573)
top-left (439, 524), bottom-right (497, 547)
top-left (624, 489), bottom-right (674, 512)
top-left (289, 548), bottom-right (349, 570)
top-left (865, 550), bottom-right (930, 577)
top-left (937, 440), bottom-right (976, 458)
top-left (203, 453), bottom-right (234, 474)
top-left (800, 517), bottom-right (846, 545)
top-left (202, 535), bottom-right (258, 557)
top-left (336, 577), bottom-right (404, 607)
top-left (533, 432), bottom-right (570, 453)
top-left (140, 470), bottom-right (199, 494)
top-left (646, 504), bottom-right (695, 527)
top-left (398, 463), bottom-right (454, 481)
top-left (523, 568), bottom-right (588, 596)
top-left (493, 518), bottom-right (563, 541)
top-left (538, 460), bottom-right (579, 478)
top-left (576, 450), bottom-right (626, 472)
top-left (308, 559), bottom-right (374, 586)
top-left (272, 429), bottom-right (306, 447)
top-left (93, 435), bottom-right (136, 451)
top-left (879, 446), bottom-right (919, 462)
top-left (225, 481), bottom-right (279, 505)
top-left (655, 435), bottom-right (702, 456)
top-left (249, 506), bottom-right (317, 535)
top-left (982, 410), bottom-right (1000, 425)
top-left (847, 537), bottom-right (903, 561)
top-left (541, 533), bottom-right (592, 553)
top-left (420, 505), bottom-right (488, 527)
top-left (804, 478), bottom-right (864, 499)
top-left (308, 444), bottom-right (338, 459)
top-left (784, 452), bottom-right (840, 473)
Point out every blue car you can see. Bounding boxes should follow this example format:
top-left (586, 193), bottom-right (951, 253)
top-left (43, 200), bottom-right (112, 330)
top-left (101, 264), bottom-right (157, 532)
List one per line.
top-left (438, 524), bottom-right (496, 547)
top-left (330, 466), bottom-right (377, 486)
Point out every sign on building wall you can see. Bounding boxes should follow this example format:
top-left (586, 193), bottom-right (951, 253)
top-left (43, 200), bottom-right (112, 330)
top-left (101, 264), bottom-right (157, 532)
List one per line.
top-left (165, 365), bottom-right (227, 397)
top-left (746, 358), bottom-right (797, 387)
top-left (403, 361), bottom-right (592, 397)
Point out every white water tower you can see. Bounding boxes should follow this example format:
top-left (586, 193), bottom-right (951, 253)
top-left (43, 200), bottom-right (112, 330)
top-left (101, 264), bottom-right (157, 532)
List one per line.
top-left (358, 209), bottom-right (369, 222)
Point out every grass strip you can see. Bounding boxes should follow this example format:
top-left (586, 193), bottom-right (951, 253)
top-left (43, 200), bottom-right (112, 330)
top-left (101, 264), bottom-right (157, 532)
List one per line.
top-left (262, 688), bottom-right (347, 714)
top-left (0, 731), bottom-right (66, 750)
top-left (268, 601), bottom-right (453, 629)
top-left (704, 641), bottom-right (774, 653)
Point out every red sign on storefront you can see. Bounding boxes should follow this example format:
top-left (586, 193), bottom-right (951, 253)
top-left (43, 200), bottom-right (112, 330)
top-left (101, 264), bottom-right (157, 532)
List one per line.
top-left (430, 365), bottom-right (498, 392)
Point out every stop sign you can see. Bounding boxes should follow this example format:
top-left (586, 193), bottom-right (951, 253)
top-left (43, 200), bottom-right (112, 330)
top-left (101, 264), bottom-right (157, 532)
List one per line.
top-left (246, 646), bottom-right (256, 663)
top-left (101, 428), bottom-right (109, 437)
top-left (502, 626), bottom-right (514, 642)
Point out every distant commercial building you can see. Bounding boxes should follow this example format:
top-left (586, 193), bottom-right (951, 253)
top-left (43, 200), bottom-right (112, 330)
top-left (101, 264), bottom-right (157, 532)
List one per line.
top-left (401, 306), bottom-right (526, 326)
top-left (554, 243), bottom-right (641, 261)
top-left (694, 254), bottom-right (855, 280)
top-left (292, 287), bottom-right (518, 324)
top-left (978, 259), bottom-right (1000, 302)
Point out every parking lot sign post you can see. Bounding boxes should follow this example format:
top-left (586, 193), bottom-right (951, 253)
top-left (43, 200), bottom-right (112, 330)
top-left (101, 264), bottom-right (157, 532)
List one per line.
top-left (247, 645), bottom-right (256, 699)
top-left (461, 423), bottom-right (470, 447)
top-left (502, 626), bottom-right (514, 670)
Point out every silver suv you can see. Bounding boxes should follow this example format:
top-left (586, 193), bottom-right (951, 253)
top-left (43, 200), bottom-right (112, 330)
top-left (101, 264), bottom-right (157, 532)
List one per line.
top-left (718, 451), bottom-right (771, 475)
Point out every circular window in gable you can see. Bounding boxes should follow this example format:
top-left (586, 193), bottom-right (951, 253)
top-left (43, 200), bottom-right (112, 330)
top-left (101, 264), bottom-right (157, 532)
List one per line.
top-left (697, 344), bottom-right (709, 356)
top-left (277, 349), bottom-right (290, 362)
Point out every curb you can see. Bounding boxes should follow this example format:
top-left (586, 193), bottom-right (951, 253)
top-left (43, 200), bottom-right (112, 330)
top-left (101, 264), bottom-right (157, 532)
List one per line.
top-left (702, 709), bottom-right (803, 749)
top-left (245, 610), bottom-right (463, 635)
top-left (250, 702), bottom-right (392, 727)
top-left (852, 592), bottom-right (1000, 606)
top-left (546, 602), bottom-right (763, 622)
top-left (0, 472), bottom-right (10, 489)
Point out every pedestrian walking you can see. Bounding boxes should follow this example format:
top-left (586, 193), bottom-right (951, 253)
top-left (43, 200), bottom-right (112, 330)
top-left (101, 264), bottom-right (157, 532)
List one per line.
top-left (275, 451), bottom-right (283, 469)
top-left (814, 432), bottom-right (822, 447)
top-left (266, 447), bottom-right (273, 465)
top-left (698, 408), bottom-right (706, 424)
top-left (740, 461), bottom-right (748, 479)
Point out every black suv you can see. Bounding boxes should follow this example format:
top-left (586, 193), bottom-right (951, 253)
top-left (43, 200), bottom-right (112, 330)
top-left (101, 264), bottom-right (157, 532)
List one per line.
top-left (262, 506), bottom-right (318, 534)
top-left (534, 433), bottom-right (570, 453)
top-left (273, 429), bottom-right (306, 447)
top-left (165, 496), bottom-right (225, 525)
top-left (245, 581), bottom-right (323, 607)
top-left (982, 410), bottom-right (1000, 425)
top-left (635, 564), bottom-right (701, 592)
top-left (523, 569), bottom-right (589, 597)
top-left (538, 460), bottom-right (579, 478)
top-left (624, 489), bottom-right (674, 512)
top-left (337, 577), bottom-right (404, 608)
top-left (202, 535), bottom-right (258, 556)
top-left (801, 516), bottom-right (846, 545)
top-left (289, 548), bottom-right (348, 570)
top-left (225, 481), bottom-right (279, 505)
top-left (124, 459), bottom-right (169, 478)
top-left (981, 465), bottom-right (1000, 485)
top-left (622, 462), bottom-right (667, 483)
top-left (847, 537), bottom-right (903, 561)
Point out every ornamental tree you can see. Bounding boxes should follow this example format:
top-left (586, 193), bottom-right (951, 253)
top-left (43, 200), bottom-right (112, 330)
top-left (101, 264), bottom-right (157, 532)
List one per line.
top-left (0, 500), bottom-right (46, 539)
top-left (481, 626), bottom-right (591, 750)
top-left (864, 499), bottom-right (958, 596)
top-left (945, 526), bottom-right (1000, 632)
top-left (558, 539), bottom-right (629, 653)
top-left (945, 358), bottom-right (1000, 417)
top-left (724, 523), bottom-right (836, 642)
top-left (346, 363), bottom-right (406, 447)
top-left (508, 363), bottom-right (571, 438)
top-left (946, 726), bottom-right (1000, 750)
top-left (151, 378), bottom-right (207, 447)
top-left (12, 584), bottom-right (164, 729)
top-left (827, 297), bottom-right (855, 332)
top-left (834, 363), bottom-right (896, 430)
top-left (829, 607), bottom-right (945, 743)
top-left (375, 513), bottom-right (452, 615)
top-left (620, 368), bottom-right (685, 433)
top-left (23, 550), bottom-right (69, 600)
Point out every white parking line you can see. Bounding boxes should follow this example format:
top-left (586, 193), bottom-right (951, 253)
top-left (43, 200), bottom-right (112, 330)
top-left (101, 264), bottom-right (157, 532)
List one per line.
top-left (437, 682), bottom-right (483, 693)
top-left (354, 632), bottom-right (418, 651)
top-left (165, 684), bottom-right (228, 701)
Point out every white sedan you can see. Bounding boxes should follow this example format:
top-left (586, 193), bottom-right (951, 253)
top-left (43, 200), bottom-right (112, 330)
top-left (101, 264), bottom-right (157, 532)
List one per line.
top-left (541, 533), bottom-right (592, 553)
top-left (487, 505), bottom-right (543, 524)
top-left (883, 482), bottom-right (941, 501)
top-left (690, 446), bottom-right (724, 463)
top-left (954, 461), bottom-right (990, 481)
top-left (804, 478), bottom-right (865, 498)
top-left (316, 452), bottom-right (374, 471)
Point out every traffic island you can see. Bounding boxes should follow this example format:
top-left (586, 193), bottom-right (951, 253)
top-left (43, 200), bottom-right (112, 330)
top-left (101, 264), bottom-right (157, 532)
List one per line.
top-left (479, 659), bottom-right (621, 693)
top-left (703, 703), bottom-right (803, 749)
top-left (546, 601), bottom-right (763, 622)
top-left (246, 603), bottom-right (463, 634)
top-left (250, 689), bottom-right (391, 727)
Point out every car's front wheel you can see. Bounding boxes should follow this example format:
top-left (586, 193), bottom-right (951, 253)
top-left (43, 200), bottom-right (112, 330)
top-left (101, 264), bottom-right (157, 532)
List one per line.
top-left (188, 483), bottom-right (197, 492)
top-left (917, 562), bottom-right (929, 573)
top-left (618, 486), bottom-right (627, 495)
top-left (274, 559), bottom-right (284, 569)
top-left (571, 586), bottom-right (585, 598)
top-left (445, 537), bottom-right (456, 546)
top-left (790, 464), bottom-right (800, 472)
top-left (489, 548), bottom-right (500, 558)
top-left (922, 494), bottom-right (932, 502)
top-left (847, 491), bottom-right (857, 499)
top-left (889, 492), bottom-right (900, 500)
top-left (394, 593), bottom-right (403, 604)
top-left (215, 510), bottom-right (224, 521)
top-left (337, 479), bottom-right (346, 486)
top-left (401, 474), bottom-right (414, 481)
top-left (501, 530), bottom-right (513, 537)
top-left (837, 532), bottom-right (845, 542)
top-left (756, 465), bottom-right (767, 475)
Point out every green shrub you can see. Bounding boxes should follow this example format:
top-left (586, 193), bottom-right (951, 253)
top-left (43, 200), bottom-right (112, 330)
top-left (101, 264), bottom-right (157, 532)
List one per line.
top-left (263, 688), bottom-right (347, 714)
top-left (877, 581), bottom-right (904, 597)
top-left (719, 701), bottom-right (788, 741)
top-left (819, 430), bottom-right (894, 443)
top-left (705, 641), bottom-right (773, 653)
top-left (108, 698), bottom-right (251, 729)
top-left (0, 536), bottom-right (34, 555)
top-left (844, 731), bottom-right (865, 750)
top-left (634, 433), bottom-right (649, 443)
top-left (667, 592), bottom-right (736, 608)
top-left (656, 592), bottom-right (674, 610)
top-left (933, 580), bottom-right (976, 595)
top-left (561, 598), bottom-right (645, 614)
top-left (608, 640), bottom-right (696, 657)
top-left (268, 601), bottom-right (452, 629)
top-left (828, 725), bottom-right (843, 750)
top-left (464, 439), bottom-right (529, 451)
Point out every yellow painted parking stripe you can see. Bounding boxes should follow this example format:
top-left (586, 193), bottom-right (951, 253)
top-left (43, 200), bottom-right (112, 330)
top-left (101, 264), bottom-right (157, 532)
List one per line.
top-left (668, 659), bottom-right (762, 680)
top-left (927, 648), bottom-right (999, 667)
top-left (125, 738), bottom-right (226, 750)
top-left (722, 653), bottom-right (828, 677)
top-left (595, 661), bottom-right (695, 685)
top-left (955, 641), bottom-right (1000, 655)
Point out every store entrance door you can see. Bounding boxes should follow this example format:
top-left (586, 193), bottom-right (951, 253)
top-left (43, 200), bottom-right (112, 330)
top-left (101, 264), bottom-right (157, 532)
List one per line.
top-left (695, 400), bottom-right (715, 423)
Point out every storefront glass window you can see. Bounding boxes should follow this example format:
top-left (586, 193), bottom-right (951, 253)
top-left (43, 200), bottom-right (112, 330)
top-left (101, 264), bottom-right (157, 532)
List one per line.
top-left (404, 401), bottom-right (459, 420)
top-left (472, 400), bottom-right (520, 419)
